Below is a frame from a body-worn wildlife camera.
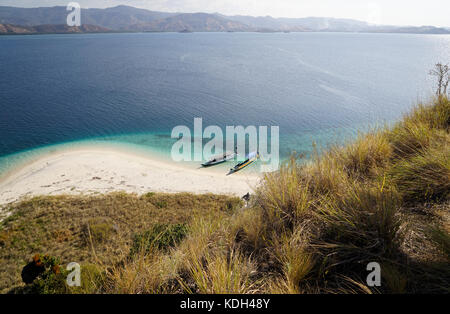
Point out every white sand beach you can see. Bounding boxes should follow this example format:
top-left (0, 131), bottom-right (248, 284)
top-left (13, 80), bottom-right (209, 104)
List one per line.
top-left (0, 147), bottom-right (261, 206)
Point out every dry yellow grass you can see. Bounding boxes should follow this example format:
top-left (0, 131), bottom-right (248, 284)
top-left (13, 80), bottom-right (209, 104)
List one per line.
top-left (0, 192), bottom-right (241, 293)
top-left (1, 97), bottom-right (449, 294)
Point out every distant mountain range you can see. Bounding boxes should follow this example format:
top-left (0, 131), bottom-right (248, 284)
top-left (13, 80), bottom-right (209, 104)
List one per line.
top-left (0, 5), bottom-right (449, 35)
top-left (0, 23), bottom-right (109, 34)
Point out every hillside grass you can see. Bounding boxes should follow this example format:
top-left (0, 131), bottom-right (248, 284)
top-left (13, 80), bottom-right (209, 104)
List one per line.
top-left (0, 96), bottom-right (449, 294)
top-left (0, 193), bottom-right (242, 293)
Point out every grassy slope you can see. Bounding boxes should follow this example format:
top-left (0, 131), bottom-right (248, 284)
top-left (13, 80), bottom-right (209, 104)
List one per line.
top-left (0, 193), bottom-right (242, 293)
top-left (0, 97), bottom-right (449, 294)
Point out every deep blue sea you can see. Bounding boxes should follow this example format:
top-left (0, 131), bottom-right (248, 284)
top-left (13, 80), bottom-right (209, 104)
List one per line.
top-left (0, 32), bottom-right (449, 173)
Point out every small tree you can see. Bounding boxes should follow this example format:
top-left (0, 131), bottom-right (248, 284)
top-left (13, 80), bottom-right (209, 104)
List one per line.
top-left (429, 63), bottom-right (449, 96)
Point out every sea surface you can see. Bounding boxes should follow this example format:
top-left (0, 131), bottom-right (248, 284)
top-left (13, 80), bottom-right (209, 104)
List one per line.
top-left (1, 32), bottom-right (449, 174)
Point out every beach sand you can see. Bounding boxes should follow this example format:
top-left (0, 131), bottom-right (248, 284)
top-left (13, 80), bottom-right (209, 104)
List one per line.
top-left (0, 147), bottom-right (261, 206)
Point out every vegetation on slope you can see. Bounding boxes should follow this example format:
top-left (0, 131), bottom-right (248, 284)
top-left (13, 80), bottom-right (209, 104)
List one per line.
top-left (0, 96), bottom-right (449, 294)
top-left (0, 193), bottom-right (241, 293)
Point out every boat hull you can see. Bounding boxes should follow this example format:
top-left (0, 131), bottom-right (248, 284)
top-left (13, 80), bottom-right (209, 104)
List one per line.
top-left (201, 153), bottom-right (235, 167)
top-left (202, 159), bottom-right (227, 167)
top-left (228, 157), bottom-right (257, 174)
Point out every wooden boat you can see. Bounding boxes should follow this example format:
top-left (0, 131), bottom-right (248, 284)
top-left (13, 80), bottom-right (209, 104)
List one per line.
top-left (228, 152), bottom-right (259, 174)
top-left (201, 151), bottom-right (236, 167)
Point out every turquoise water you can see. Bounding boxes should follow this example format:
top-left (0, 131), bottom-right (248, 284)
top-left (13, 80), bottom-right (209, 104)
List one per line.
top-left (1, 32), bottom-right (449, 174)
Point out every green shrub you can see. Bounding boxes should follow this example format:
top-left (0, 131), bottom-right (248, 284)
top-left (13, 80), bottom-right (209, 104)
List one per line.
top-left (130, 223), bottom-right (188, 255)
top-left (70, 264), bottom-right (105, 294)
top-left (19, 254), bottom-right (69, 294)
top-left (82, 222), bottom-right (115, 245)
top-left (28, 270), bottom-right (69, 294)
top-left (154, 200), bottom-right (167, 208)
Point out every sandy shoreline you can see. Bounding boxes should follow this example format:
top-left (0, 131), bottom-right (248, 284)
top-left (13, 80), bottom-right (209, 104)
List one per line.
top-left (0, 147), bottom-right (261, 206)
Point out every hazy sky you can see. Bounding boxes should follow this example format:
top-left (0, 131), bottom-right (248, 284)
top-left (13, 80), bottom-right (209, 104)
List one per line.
top-left (2, 0), bottom-right (449, 27)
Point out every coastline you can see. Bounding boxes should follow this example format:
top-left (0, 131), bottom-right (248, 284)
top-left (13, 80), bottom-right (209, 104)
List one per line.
top-left (0, 145), bottom-right (261, 206)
